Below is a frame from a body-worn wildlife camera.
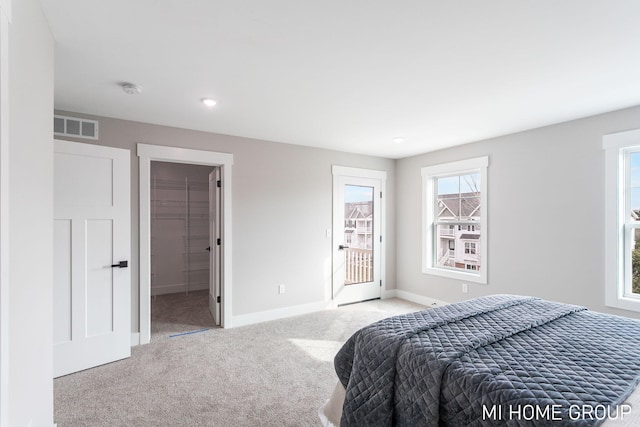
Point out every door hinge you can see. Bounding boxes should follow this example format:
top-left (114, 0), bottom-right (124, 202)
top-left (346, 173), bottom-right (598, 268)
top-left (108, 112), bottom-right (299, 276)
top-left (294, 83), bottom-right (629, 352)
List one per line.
top-left (216, 180), bottom-right (221, 188)
top-left (380, 235), bottom-right (382, 243)
top-left (380, 191), bottom-right (382, 198)
top-left (380, 280), bottom-right (382, 287)
top-left (216, 296), bottom-right (221, 303)
top-left (216, 238), bottom-right (221, 245)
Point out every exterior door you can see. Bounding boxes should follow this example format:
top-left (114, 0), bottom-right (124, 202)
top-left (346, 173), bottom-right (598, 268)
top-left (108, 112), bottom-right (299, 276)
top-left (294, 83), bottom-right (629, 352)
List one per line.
top-left (53, 140), bottom-right (131, 377)
top-left (208, 168), bottom-right (222, 325)
top-left (332, 166), bottom-right (385, 305)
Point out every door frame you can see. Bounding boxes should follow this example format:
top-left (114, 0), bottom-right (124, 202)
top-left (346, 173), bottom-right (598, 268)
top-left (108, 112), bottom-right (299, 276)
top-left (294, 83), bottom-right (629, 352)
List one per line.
top-left (0, 3), bottom-right (10, 423)
top-left (209, 167), bottom-right (222, 325)
top-left (331, 165), bottom-right (387, 306)
top-left (138, 144), bottom-right (233, 344)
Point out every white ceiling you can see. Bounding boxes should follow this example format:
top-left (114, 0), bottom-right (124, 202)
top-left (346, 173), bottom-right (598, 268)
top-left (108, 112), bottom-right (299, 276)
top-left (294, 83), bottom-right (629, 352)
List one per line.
top-left (40, 0), bottom-right (640, 159)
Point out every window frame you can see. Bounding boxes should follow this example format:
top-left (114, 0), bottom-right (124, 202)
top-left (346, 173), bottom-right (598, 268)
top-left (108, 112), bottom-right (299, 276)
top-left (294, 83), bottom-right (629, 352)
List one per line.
top-left (604, 129), bottom-right (640, 312)
top-left (421, 156), bottom-right (488, 284)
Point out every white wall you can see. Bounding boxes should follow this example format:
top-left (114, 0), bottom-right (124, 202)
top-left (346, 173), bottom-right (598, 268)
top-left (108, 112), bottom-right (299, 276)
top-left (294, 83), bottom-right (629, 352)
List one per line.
top-left (7, 0), bottom-right (54, 424)
top-left (55, 112), bottom-right (396, 329)
top-left (396, 105), bottom-right (640, 319)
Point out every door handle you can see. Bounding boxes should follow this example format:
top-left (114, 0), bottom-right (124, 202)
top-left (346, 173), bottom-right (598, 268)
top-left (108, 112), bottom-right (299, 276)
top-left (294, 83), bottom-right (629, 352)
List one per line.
top-left (206, 246), bottom-right (211, 252)
top-left (338, 245), bottom-right (350, 250)
top-left (111, 261), bottom-right (128, 268)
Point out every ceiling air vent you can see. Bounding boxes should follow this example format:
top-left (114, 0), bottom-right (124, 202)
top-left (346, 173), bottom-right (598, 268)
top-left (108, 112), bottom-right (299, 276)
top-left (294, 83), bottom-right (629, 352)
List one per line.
top-left (54, 115), bottom-right (99, 140)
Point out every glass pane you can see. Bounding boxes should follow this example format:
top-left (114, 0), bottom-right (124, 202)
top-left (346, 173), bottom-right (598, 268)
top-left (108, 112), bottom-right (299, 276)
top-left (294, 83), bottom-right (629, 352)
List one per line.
top-left (461, 196), bottom-right (480, 219)
top-left (631, 189), bottom-right (640, 221)
top-left (437, 176), bottom-right (459, 195)
top-left (630, 153), bottom-right (640, 220)
top-left (434, 223), bottom-right (481, 272)
top-left (460, 173), bottom-right (481, 194)
top-left (343, 185), bottom-right (373, 285)
top-left (632, 228), bottom-right (640, 295)
top-left (436, 173), bottom-right (481, 220)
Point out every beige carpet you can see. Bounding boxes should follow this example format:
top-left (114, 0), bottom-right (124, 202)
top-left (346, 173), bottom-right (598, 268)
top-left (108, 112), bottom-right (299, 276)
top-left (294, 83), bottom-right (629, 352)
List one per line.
top-left (151, 290), bottom-right (216, 339)
top-left (54, 297), bottom-right (425, 426)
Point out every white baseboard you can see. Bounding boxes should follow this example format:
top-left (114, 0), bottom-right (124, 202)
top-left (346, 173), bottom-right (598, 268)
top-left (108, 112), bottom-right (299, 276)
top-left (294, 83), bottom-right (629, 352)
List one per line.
top-left (130, 332), bottom-right (140, 347)
top-left (151, 282), bottom-right (208, 296)
top-left (230, 300), bottom-right (332, 328)
top-left (385, 289), bottom-right (449, 308)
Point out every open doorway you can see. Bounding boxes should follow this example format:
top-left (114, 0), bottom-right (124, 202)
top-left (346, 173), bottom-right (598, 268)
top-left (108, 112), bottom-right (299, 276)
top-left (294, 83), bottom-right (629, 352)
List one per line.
top-left (138, 143), bottom-right (233, 345)
top-left (150, 161), bottom-right (219, 338)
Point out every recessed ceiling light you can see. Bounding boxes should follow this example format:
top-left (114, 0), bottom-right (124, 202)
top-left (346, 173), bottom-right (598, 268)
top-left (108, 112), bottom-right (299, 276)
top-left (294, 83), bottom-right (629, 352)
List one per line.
top-left (392, 137), bottom-right (405, 144)
top-left (121, 83), bottom-right (143, 95)
top-left (201, 98), bottom-right (217, 107)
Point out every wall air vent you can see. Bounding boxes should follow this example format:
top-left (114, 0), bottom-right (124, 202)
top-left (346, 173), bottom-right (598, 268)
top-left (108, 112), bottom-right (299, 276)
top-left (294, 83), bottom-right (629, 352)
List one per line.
top-left (53, 115), bottom-right (99, 140)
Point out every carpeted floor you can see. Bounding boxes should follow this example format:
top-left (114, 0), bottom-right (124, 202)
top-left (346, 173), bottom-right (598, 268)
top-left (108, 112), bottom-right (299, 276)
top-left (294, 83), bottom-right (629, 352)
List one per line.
top-left (151, 289), bottom-right (217, 339)
top-left (54, 296), bottom-right (425, 426)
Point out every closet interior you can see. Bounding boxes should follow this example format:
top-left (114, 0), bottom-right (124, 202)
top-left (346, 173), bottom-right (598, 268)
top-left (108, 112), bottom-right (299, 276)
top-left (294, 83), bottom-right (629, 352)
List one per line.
top-left (150, 161), bottom-right (215, 336)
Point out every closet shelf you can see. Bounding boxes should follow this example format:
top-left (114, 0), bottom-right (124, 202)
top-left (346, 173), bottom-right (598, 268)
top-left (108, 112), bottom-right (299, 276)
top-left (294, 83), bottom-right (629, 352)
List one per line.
top-left (151, 174), bottom-right (211, 295)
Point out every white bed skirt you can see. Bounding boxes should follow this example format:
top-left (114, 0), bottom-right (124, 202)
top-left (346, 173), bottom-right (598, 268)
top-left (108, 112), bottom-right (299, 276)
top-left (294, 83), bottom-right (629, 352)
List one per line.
top-left (318, 381), bottom-right (345, 427)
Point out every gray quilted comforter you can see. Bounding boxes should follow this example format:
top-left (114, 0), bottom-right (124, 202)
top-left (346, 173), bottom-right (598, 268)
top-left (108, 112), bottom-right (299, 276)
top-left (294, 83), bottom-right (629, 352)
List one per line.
top-left (334, 295), bottom-right (640, 426)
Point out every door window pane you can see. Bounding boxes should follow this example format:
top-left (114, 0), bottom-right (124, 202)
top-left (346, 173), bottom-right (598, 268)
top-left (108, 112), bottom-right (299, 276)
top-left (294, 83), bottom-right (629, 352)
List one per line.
top-left (344, 185), bottom-right (373, 285)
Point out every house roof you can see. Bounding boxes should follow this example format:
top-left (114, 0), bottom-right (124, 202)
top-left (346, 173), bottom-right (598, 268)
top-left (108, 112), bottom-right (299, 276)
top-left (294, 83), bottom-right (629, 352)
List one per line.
top-left (437, 192), bottom-right (480, 219)
top-left (345, 202), bottom-right (372, 220)
top-left (460, 234), bottom-right (480, 240)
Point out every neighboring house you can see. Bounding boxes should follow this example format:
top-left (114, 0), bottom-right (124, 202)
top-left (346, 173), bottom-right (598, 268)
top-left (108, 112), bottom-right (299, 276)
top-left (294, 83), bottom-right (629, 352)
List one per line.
top-left (343, 201), bottom-right (374, 284)
top-left (344, 201), bottom-right (373, 250)
top-left (435, 192), bottom-right (481, 272)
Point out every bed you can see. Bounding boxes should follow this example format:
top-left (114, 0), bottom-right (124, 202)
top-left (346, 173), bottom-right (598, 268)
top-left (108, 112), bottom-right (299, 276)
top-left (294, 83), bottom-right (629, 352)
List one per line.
top-left (320, 295), bottom-right (640, 426)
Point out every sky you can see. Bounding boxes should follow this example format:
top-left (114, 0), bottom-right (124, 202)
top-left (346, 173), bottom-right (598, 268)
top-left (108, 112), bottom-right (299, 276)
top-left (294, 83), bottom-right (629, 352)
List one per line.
top-left (345, 185), bottom-right (373, 203)
top-left (437, 173), bottom-right (480, 195)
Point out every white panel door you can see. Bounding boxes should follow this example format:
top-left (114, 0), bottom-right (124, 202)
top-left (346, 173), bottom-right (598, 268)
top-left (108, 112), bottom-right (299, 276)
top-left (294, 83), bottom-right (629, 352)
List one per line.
top-left (53, 140), bottom-right (131, 378)
top-left (332, 167), bottom-right (385, 305)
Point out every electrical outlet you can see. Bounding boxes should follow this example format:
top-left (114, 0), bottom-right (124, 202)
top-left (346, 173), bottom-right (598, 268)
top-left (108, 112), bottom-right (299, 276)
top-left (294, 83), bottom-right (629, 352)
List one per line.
top-left (278, 284), bottom-right (285, 294)
top-left (462, 283), bottom-right (469, 293)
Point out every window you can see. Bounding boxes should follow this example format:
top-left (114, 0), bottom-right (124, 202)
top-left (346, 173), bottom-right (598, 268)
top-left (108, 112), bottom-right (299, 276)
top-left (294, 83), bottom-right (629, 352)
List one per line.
top-left (465, 242), bottom-right (477, 255)
top-left (422, 156), bottom-right (488, 284)
top-left (604, 129), bottom-right (640, 312)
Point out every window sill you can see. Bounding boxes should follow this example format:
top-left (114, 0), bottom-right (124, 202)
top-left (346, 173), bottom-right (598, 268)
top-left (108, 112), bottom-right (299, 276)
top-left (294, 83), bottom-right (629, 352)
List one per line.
top-left (605, 294), bottom-right (640, 313)
top-left (423, 266), bottom-right (487, 284)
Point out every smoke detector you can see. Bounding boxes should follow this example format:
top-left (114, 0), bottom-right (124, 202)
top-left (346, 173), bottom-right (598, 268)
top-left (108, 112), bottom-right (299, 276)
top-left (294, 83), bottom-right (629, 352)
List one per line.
top-left (121, 83), bottom-right (143, 95)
